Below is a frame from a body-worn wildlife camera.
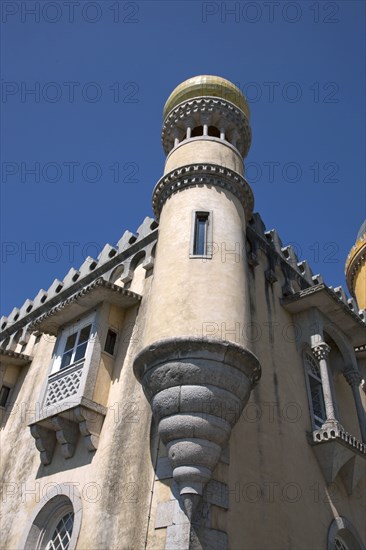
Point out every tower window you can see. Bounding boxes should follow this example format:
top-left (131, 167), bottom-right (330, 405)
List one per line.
top-left (104, 329), bottom-right (117, 356)
top-left (190, 211), bottom-right (213, 259)
top-left (191, 126), bottom-right (203, 137)
top-left (194, 213), bottom-right (209, 255)
top-left (0, 385), bottom-right (11, 408)
top-left (208, 126), bottom-right (220, 138)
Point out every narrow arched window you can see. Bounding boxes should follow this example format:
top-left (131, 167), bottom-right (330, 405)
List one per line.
top-left (304, 351), bottom-right (326, 429)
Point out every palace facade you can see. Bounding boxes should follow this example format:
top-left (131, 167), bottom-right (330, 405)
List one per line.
top-left (1, 76), bottom-right (365, 550)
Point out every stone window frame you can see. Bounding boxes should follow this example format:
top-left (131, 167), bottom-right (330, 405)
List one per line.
top-left (19, 484), bottom-right (82, 550)
top-left (327, 516), bottom-right (364, 550)
top-left (189, 210), bottom-right (213, 259)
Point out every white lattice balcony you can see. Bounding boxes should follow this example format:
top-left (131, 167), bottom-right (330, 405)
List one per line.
top-left (45, 361), bottom-right (84, 407)
top-left (28, 281), bottom-right (142, 465)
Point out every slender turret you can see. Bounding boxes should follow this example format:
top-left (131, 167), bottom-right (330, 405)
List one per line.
top-left (133, 76), bottom-right (261, 512)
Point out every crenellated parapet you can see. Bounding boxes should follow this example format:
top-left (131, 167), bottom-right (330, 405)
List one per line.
top-left (246, 213), bottom-right (366, 326)
top-left (0, 217), bottom-right (158, 346)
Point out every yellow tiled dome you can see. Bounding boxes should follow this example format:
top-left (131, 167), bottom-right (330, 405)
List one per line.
top-left (163, 75), bottom-right (250, 120)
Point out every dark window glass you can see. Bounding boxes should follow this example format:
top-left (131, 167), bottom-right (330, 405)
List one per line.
top-left (60, 349), bottom-right (73, 370)
top-left (193, 213), bottom-right (209, 256)
top-left (0, 386), bottom-right (11, 407)
top-left (60, 324), bottom-right (92, 369)
top-left (309, 376), bottom-right (326, 429)
top-left (64, 333), bottom-right (77, 352)
top-left (208, 126), bottom-right (220, 138)
top-left (104, 329), bottom-right (117, 355)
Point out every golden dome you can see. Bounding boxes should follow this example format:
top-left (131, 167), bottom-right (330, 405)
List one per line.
top-left (345, 220), bottom-right (366, 310)
top-left (163, 75), bottom-right (250, 120)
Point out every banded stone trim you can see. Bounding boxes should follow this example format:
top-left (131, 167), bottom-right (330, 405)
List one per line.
top-left (152, 163), bottom-right (254, 221)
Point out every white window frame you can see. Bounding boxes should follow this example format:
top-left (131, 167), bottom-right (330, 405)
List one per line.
top-left (51, 312), bottom-right (96, 375)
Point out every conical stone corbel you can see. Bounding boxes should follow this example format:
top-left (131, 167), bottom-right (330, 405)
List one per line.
top-left (133, 338), bottom-right (261, 510)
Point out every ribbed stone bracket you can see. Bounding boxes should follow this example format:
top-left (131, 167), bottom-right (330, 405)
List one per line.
top-left (134, 338), bottom-right (261, 510)
top-left (29, 403), bottom-right (106, 463)
top-left (74, 405), bottom-right (105, 451)
top-left (29, 424), bottom-right (56, 466)
top-left (51, 416), bottom-right (79, 459)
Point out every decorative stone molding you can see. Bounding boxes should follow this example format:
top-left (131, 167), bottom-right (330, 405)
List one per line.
top-left (343, 367), bottom-right (362, 388)
top-left (281, 284), bottom-right (366, 348)
top-left (152, 163), bottom-right (254, 221)
top-left (0, 348), bottom-right (31, 367)
top-left (134, 338), bottom-right (261, 514)
top-left (310, 424), bottom-right (365, 450)
top-left (162, 97), bottom-right (251, 158)
top-left (29, 278), bottom-right (141, 336)
top-left (312, 343), bottom-right (331, 362)
top-left (265, 268), bottom-right (277, 285)
top-left (247, 251), bottom-right (259, 268)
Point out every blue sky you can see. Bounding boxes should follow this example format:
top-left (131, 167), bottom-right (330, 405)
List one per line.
top-left (1, 0), bottom-right (365, 316)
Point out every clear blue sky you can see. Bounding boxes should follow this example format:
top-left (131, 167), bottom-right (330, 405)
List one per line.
top-left (1, 0), bottom-right (365, 317)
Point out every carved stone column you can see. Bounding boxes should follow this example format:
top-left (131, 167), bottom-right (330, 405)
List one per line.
top-left (312, 343), bottom-right (340, 428)
top-left (344, 367), bottom-right (366, 443)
